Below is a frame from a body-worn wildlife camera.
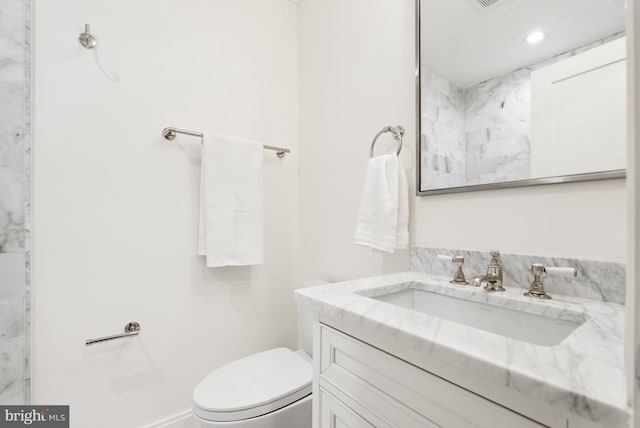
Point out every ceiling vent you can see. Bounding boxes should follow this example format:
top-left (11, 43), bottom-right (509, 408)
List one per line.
top-left (469, 0), bottom-right (509, 12)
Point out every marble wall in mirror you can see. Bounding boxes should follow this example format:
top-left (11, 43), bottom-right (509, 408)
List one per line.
top-left (417, 0), bottom-right (627, 195)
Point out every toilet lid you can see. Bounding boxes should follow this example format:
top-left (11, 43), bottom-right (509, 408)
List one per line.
top-left (193, 348), bottom-right (312, 422)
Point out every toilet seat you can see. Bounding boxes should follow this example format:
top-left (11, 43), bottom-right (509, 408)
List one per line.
top-left (193, 348), bottom-right (312, 423)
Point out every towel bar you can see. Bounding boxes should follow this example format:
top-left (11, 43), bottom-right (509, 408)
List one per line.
top-left (85, 321), bottom-right (140, 346)
top-left (162, 127), bottom-right (291, 158)
top-left (370, 125), bottom-right (404, 158)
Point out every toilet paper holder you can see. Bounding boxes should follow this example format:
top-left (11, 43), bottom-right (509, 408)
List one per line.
top-left (85, 321), bottom-right (140, 346)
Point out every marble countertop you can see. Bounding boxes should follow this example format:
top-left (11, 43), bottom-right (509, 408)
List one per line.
top-left (295, 271), bottom-right (628, 426)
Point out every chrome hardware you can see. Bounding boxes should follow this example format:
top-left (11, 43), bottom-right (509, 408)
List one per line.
top-left (78, 24), bottom-right (97, 49)
top-left (525, 264), bottom-right (577, 300)
top-left (162, 127), bottom-right (290, 158)
top-left (437, 254), bottom-right (469, 285)
top-left (482, 250), bottom-right (505, 292)
top-left (370, 126), bottom-right (404, 158)
top-left (85, 321), bottom-right (141, 346)
top-left (470, 277), bottom-right (483, 287)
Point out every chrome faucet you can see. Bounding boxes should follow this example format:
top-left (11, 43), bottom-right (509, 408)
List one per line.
top-left (481, 250), bottom-right (505, 292)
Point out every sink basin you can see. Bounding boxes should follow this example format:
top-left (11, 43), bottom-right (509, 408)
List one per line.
top-left (370, 288), bottom-right (585, 346)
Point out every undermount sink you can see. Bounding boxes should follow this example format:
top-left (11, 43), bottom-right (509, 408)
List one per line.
top-left (370, 288), bottom-right (585, 347)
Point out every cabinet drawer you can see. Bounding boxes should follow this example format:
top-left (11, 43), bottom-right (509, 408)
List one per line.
top-left (318, 324), bottom-right (545, 428)
top-left (320, 387), bottom-right (375, 428)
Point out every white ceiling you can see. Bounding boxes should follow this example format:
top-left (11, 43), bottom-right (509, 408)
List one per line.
top-left (421, 0), bottom-right (626, 87)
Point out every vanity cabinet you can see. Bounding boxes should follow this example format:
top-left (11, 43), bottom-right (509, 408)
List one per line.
top-left (315, 323), bottom-right (546, 428)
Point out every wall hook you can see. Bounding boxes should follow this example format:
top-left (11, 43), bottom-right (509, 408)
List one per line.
top-left (79, 24), bottom-right (97, 49)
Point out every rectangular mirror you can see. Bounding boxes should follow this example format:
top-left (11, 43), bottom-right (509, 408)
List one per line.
top-left (416, 0), bottom-right (627, 195)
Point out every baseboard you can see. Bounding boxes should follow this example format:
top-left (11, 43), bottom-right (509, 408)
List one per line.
top-left (141, 409), bottom-right (194, 428)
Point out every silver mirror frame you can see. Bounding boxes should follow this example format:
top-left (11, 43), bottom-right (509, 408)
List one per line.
top-left (414, 0), bottom-right (626, 197)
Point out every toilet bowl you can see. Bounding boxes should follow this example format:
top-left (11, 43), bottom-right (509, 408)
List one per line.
top-left (192, 281), bottom-right (325, 427)
top-left (192, 348), bottom-right (312, 427)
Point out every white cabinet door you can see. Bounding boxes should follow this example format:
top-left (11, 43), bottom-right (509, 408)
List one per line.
top-left (318, 324), bottom-right (546, 428)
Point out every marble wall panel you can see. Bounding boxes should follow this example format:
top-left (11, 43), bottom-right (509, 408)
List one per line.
top-left (0, 254), bottom-right (25, 298)
top-left (0, 83), bottom-right (25, 127)
top-left (0, 295), bottom-right (24, 339)
top-left (410, 246), bottom-right (626, 305)
top-left (420, 67), bottom-right (465, 189)
top-left (0, 0), bottom-right (25, 86)
top-left (0, 211), bottom-right (24, 254)
top-left (463, 68), bottom-right (531, 184)
top-left (0, 336), bottom-right (24, 405)
top-left (0, 167), bottom-right (23, 211)
top-left (0, 0), bottom-right (28, 405)
top-left (0, 127), bottom-right (24, 168)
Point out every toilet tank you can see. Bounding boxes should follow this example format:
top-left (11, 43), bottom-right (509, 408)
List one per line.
top-left (298, 280), bottom-right (329, 356)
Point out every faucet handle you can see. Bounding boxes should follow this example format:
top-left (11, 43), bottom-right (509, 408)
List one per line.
top-left (437, 254), bottom-right (469, 285)
top-left (524, 264), bottom-right (577, 300)
top-left (545, 267), bottom-right (578, 278)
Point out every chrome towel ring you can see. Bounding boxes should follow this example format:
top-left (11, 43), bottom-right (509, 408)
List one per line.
top-left (370, 125), bottom-right (404, 158)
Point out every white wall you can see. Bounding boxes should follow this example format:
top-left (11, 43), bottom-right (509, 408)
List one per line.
top-left (298, 0), bottom-right (415, 283)
top-left (32, 1), bottom-right (298, 427)
top-left (416, 178), bottom-right (626, 262)
top-left (299, 0), bottom-right (626, 286)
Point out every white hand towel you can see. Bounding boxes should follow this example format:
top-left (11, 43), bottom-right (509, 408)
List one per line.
top-left (198, 133), bottom-right (264, 267)
top-left (395, 159), bottom-right (409, 250)
top-left (354, 154), bottom-right (409, 253)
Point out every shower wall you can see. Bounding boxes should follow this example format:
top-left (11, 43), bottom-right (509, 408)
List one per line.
top-left (420, 33), bottom-right (624, 190)
top-left (0, 0), bottom-right (30, 405)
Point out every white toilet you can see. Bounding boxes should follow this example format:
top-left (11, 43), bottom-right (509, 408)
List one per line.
top-left (192, 281), bottom-right (322, 427)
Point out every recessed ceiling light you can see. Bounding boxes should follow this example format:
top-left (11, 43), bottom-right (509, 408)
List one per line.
top-left (526, 31), bottom-right (546, 44)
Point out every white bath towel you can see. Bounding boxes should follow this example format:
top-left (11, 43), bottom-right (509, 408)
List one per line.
top-left (354, 154), bottom-right (409, 253)
top-left (198, 133), bottom-right (264, 267)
